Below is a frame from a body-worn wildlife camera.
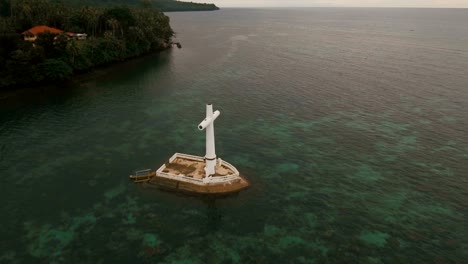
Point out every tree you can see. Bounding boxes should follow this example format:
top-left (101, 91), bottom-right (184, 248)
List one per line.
top-left (0, 19), bottom-right (19, 64)
top-left (0, 0), bottom-right (11, 17)
top-left (139, 0), bottom-right (152, 8)
top-left (0, 0), bottom-right (175, 89)
top-left (33, 58), bottom-right (72, 82)
top-left (34, 31), bottom-right (58, 57)
top-left (102, 6), bottom-right (135, 37)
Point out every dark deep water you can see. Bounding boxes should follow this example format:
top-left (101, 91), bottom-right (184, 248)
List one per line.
top-left (1, 8), bottom-right (467, 263)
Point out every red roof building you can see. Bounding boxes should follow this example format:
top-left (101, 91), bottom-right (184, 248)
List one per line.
top-left (22, 25), bottom-right (64, 41)
top-left (22, 25), bottom-right (87, 42)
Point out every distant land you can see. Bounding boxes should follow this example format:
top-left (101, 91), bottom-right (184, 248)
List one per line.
top-left (68, 0), bottom-right (220, 12)
top-left (0, 0), bottom-right (219, 91)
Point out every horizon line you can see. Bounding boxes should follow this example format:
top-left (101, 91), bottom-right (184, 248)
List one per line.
top-left (212, 6), bottom-right (468, 9)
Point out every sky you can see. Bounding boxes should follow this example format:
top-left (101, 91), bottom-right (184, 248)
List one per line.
top-left (203, 0), bottom-right (468, 8)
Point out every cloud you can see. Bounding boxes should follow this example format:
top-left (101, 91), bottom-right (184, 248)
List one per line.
top-left (204, 0), bottom-right (468, 8)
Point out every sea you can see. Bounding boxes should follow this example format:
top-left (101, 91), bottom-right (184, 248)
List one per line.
top-left (0, 8), bottom-right (467, 263)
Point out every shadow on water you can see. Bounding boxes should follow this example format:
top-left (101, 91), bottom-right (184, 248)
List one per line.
top-left (0, 50), bottom-right (174, 116)
top-left (202, 198), bottom-right (224, 232)
top-left (88, 49), bottom-right (174, 87)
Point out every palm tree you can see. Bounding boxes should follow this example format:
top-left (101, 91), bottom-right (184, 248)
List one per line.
top-left (106, 18), bottom-right (119, 36)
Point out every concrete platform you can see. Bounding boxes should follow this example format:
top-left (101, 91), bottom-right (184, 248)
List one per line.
top-left (161, 155), bottom-right (235, 179)
top-left (148, 153), bottom-right (249, 194)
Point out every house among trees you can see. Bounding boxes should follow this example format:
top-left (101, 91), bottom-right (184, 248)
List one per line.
top-left (22, 25), bottom-right (87, 41)
top-left (1, 1), bottom-right (174, 89)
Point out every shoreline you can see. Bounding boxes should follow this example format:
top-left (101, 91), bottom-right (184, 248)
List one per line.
top-left (0, 47), bottom-right (173, 101)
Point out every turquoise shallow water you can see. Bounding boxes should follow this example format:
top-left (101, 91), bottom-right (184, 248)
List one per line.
top-left (1, 8), bottom-right (467, 263)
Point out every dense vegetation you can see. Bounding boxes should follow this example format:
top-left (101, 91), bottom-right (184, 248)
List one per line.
top-left (72, 0), bottom-right (220, 12)
top-left (0, 0), bottom-right (175, 89)
top-left (144, 0), bottom-right (219, 12)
